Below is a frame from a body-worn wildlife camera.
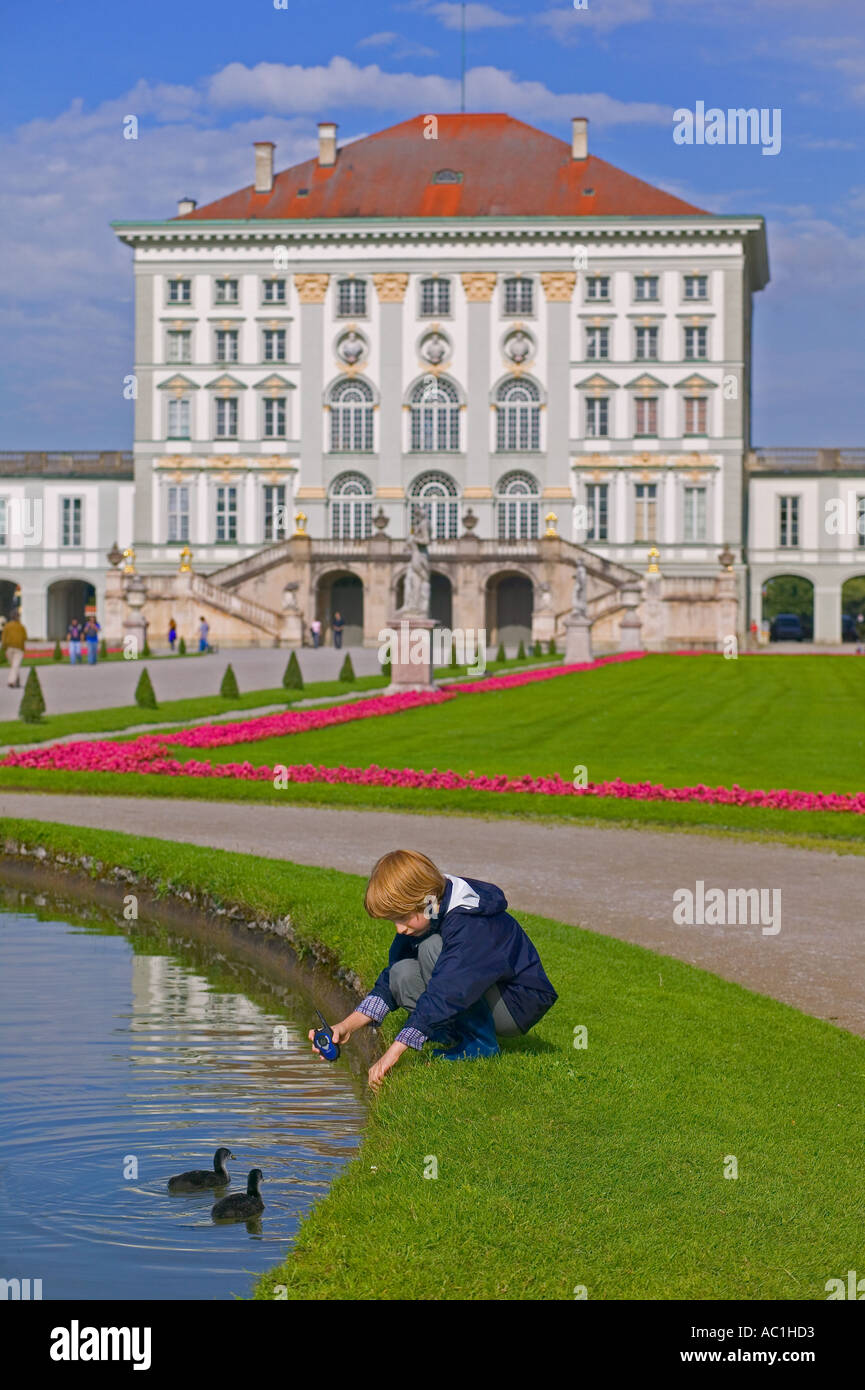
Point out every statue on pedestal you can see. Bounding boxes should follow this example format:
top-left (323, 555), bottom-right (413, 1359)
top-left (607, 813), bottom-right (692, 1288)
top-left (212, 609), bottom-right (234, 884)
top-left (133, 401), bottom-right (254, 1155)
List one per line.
top-left (572, 560), bottom-right (588, 617)
top-left (400, 509), bottom-right (431, 616)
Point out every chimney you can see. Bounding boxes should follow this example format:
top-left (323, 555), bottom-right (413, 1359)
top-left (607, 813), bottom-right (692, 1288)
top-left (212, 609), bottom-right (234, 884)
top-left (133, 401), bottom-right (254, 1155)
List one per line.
top-left (177, 197), bottom-right (197, 216)
top-left (254, 141), bottom-right (275, 194)
top-left (318, 122), bottom-right (338, 168)
top-left (572, 117), bottom-right (588, 161)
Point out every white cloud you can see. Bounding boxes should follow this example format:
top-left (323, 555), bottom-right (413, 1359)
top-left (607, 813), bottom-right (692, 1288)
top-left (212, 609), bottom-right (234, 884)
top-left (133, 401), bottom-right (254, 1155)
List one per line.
top-left (423, 2), bottom-right (520, 30)
top-left (536, 0), bottom-right (653, 41)
top-left (357, 31), bottom-right (438, 59)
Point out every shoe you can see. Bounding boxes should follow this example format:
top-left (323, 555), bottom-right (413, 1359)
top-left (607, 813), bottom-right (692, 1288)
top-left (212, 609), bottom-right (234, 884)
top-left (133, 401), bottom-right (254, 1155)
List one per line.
top-left (431, 997), bottom-right (500, 1061)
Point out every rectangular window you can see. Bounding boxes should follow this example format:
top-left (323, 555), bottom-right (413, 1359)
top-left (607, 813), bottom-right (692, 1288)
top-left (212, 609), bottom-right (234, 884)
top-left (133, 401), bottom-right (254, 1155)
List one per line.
top-left (585, 326), bottom-right (609, 361)
top-left (585, 483), bottom-right (608, 542)
top-left (684, 275), bottom-right (708, 300)
top-left (683, 486), bottom-right (707, 542)
top-left (586, 276), bottom-right (610, 301)
top-left (61, 496), bottom-right (83, 548)
top-left (0, 498), bottom-right (7, 547)
top-left (337, 279), bottom-right (366, 316)
top-left (684, 396), bottom-right (708, 434)
top-left (216, 485), bottom-right (238, 543)
top-left (166, 330), bottom-right (192, 363)
top-left (263, 329), bottom-right (286, 362)
top-left (585, 397), bottom-right (609, 438)
top-left (420, 278), bottom-right (451, 316)
top-left (263, 396), bottom-right (286, 438)
top-left (262, 278), bottom-right (286, 304)
top-left (263, 484), bottom-right (287, 542)
top-left (215, 397), bottom-right (238, 438)
top-left (634, 326), bottom-right (659, 360)
top-left (167, 485), bottom-right (190, 543)
top-left (634, 275), bottom-right (659, 302)
top-left (214, 279), bottom-right (238, 304)
top-left (634, 397), bottom-right (658, 436)
top-left (858, 496), bottom-right (865, 548)
top-left (778, 495), bottom-right (799, 548)
top-left (504, 278), bottom-right (534, 315)
top-left (684, 326), bottom-right (708, 360)
top-left (215, 330), bottom-right (239, 363)
top-left (167, 397), bottom-right (190, 439)
top-left (634, 483), bottom-right (658, 542)
top-left (167, 278), bottom-right (191, 304)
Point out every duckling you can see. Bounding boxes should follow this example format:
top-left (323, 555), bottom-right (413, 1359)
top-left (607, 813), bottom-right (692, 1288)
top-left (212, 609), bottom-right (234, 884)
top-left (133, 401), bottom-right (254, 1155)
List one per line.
top-left (211, 1169), bottom-right (264, 1221)
top-left (168, 1147), bottom-right (235, 1192)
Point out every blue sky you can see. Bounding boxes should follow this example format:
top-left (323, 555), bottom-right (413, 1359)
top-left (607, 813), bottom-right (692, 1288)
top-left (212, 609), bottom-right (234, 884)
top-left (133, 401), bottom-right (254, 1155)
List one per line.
top-left (2, 0), bottom-right (863, 448)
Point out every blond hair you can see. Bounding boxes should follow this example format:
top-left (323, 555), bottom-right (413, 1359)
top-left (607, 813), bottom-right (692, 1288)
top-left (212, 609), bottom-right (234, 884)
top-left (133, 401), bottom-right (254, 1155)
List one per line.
top-left (364, 850), bottom-right (446, 920)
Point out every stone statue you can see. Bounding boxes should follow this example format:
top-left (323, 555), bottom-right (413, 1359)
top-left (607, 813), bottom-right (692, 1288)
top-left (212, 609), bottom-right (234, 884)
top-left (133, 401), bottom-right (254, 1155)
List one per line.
top-left (538, 581), bottom-right (552, 610)
top-left (401, 509), bottom-right (431, 616)
top-left (572, 560), bottom-right (587, 617)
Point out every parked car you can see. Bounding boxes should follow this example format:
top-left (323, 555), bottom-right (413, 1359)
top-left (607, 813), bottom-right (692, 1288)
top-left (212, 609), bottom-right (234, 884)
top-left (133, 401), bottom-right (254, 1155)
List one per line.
top-left (770, 612), bottom-right (804, 642)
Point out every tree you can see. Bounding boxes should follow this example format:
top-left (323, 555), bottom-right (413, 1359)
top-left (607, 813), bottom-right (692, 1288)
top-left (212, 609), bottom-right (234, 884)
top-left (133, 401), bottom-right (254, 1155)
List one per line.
top-left (282, 651), bottom-right (304, 691)
top-left (339, 654), bottom-right (356, 683)
top-left (220, 663), bottom-right (240, 698)
top-left (100, 638), bottom-right (108, 659)
top-left (135, 668), bottom-right (158, 709)
top-left (548, 638), bottom-right (558, 655)
top-left (141, 638), bottom-right (152, 658)
top-left (516, 640), bottom-right (527, 660)
top-left (495, 642), bottom-right (506, 663)
top-left (53, 640), bottom-right (63, 661)
top-left (178, 636), bottom-right (187, 655)
top-left (533, 640), bottom-right (543, 658)
top-left (381, 657), bottom-right (392, 682)
top-left (19, 667), bottom-right (46, 723)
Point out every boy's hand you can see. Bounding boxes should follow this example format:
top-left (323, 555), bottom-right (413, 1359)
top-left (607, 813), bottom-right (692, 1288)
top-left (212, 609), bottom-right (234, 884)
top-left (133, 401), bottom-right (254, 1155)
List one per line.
top-left (368, 1041), bottom-right (408, 1091)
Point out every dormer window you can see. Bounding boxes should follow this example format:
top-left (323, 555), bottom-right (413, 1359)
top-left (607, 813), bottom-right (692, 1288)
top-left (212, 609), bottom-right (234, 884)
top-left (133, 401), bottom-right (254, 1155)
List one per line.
top-left (431, 169), bottom-right (463, 184)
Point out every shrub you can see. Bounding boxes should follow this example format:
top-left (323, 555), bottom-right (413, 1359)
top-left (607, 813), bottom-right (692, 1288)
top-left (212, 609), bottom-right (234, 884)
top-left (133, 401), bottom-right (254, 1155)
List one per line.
top-left (0, 647), bottom-right (7, 666)
top-left (533, 640), bottom-right (543, 658)
top-left (495, 642), bottom-right (506, 663)
top-left (449, 640), bottom-right (460, 670)
top-left (134, 668), bottom-right (158, 709)
top-left (220, 663), bottom-right (240, 699)
top-left (548, 638), bottom-right (558, 655)
top-left (53, 640), bottom-right (63, 661)
top-left (381, 658), bottom-right (392, 682)
top-left (141, 638), bottom-right (152, 658)
top-left (178, 636), bottom-right (187, 655)
top-left (283, 651), bottom-right (304, 691)
top-left (100, 638), bottom-right (107, 659)
top-left (517, 640), bottom-right (527, 660)
top-left (19, 667), bottom-right (46, 723)
top-left (339, 654), bottom-right (356, 683)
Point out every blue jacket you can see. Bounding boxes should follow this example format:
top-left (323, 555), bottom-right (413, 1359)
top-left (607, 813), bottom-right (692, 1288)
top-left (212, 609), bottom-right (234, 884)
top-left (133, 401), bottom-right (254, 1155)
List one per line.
top-left (359, 875), bottom-right (558, 1048)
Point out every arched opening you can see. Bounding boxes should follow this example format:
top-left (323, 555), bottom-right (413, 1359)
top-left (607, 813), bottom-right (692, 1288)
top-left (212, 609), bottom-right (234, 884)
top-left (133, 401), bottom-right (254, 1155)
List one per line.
top-left (486, 572), bottom-right (533, 651)
top-left (761, 575), bottom-right (814, 642)
top-left (841, 575), bottom-right (865, 643)
top-left (0, 580), bottom-right (20, 621)
top-left (396, 570), bottom-right (453, 628)
top-left (316, 570), bottom-right (364, 647)
top-left (407, 471), bottom-right (460, 540)
top-left (47, 580), bottom-right (96, 640)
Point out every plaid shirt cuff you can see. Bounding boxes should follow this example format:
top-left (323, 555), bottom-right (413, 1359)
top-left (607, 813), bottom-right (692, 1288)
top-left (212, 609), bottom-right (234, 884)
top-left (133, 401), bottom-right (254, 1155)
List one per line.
top-left (395, 1026), bottom-right (429, 1051)
top-left (357, 994), bottom-right (390, 1025)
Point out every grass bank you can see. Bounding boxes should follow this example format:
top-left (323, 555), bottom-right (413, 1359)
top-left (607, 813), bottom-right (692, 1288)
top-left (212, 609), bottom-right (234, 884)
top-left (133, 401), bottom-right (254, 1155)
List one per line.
top-left (1, 817), bottom-right (863, 1299)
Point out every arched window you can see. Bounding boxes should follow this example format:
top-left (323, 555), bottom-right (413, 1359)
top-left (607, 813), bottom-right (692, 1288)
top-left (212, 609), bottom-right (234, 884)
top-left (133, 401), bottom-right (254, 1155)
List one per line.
top-left (329, 378), bottom-right (374, 453)
top-left (409, 376), bottom-right (460, 453)
top-left (330, 472), bottom-right (372, 539)
top-left (496, 379), bottom-right (541, 452)
top-left (408, 471), bottom-right (459, 541)
top-left (496, 471), bottom-right (540, 541)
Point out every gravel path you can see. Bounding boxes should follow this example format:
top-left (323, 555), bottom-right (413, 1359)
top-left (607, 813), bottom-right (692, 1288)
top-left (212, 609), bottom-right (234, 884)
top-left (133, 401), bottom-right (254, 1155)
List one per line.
top-left (1, 792), bottom-right (863, 1036)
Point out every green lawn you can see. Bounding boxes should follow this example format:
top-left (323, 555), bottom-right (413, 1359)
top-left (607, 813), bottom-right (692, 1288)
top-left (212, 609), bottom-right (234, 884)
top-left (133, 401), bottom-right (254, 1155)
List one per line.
top-left (3, 817), bottom-right (864, 1300)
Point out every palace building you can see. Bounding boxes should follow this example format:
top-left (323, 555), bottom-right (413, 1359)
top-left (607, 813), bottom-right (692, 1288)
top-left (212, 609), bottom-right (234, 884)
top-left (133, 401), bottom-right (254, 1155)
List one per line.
top-left (9, 114), bottom-right (860, 648)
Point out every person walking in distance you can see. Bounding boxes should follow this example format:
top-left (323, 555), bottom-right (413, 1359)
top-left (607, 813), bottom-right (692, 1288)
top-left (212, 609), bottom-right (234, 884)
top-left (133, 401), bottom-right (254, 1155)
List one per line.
top-left (67, 616), bottom-right (82, 664)
top-left (331, 610), bottom-right (344, 650)
top-left (2, 609), bottom-right (28, 688)
top-left (198, 616), bottom-right (210, 653)
top-left (310, 617), bottom-right (322, 649)
top-left (83, 616), bottom-right (100, 665)
top-left (168, 618), bottom-right (177, 653)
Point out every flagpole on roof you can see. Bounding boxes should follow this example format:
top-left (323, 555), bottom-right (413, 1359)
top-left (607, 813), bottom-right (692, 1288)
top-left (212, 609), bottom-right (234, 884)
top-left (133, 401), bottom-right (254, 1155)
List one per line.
top-left (460, 2), bottom-right (466, 112)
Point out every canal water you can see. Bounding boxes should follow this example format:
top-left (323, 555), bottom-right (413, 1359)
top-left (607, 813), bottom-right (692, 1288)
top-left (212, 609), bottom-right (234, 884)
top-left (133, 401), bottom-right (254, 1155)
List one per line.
top-left (0, 890), bottom-right (367, 1300)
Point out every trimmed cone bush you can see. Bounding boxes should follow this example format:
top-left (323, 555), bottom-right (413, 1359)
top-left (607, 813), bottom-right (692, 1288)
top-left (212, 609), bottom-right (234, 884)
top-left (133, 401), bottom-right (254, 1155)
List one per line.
top-left (517, 640), bottom-right (527, 660)
top-left (533, 640), bottom-right (543, 658)
top-left (0, 647), bottom-right (7, 666)
top-left (178, 636), bottom-right (186, 655)
top-left (141, 639), bottom-right (152, 658)
top-left (220, 663), bottom-right (240, 699)
top-left (19, 667), bottom-right (46, 723)
top-left (381, 658), bottom-right (392, 682)
top-left (449, 641), bottom-right (460, 671)
top-left (53, 640), bottom-right (63, 661)
top-left (100, 638), bottom-right (107, 659)
top-left (339, 654), bottom-right (356, 683)
top-left (282, 651), bottom-right (304, 691)
top-left (548, 638), bottom-right (558, 655)
top-left (134, 667), bottom-right (158, 709)
top-left (495, 642), bottom-right (506, 663)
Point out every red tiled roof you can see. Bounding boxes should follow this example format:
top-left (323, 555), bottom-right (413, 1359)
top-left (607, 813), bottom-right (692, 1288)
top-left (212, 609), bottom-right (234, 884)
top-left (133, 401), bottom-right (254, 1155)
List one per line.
top-left (178, 113), bottom-right (707, 221)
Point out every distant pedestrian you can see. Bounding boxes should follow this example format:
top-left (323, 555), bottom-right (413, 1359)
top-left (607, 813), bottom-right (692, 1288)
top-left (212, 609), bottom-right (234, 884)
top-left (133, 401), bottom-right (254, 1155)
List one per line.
top-left (310, 617), bottom-right (322, 649)
top-left (168, 618), bottom-right (177, 653)
top-left (67, 618), bottom-right (82, 664)
top-left (83, 617), bottom-right (100, 665)
top-left (198, 616), bottom-right (210, 653)
top-left (332, 611), bottom-right (344, 650)
top-left (2, 610), bottom-right (27, 688)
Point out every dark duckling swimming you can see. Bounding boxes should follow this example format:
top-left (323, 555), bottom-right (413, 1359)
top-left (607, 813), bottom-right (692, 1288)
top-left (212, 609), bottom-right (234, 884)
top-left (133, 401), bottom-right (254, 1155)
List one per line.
top-left (211, 1168), bottom-right (264, 1221)
top-left (168, 1147), bottom-right (235, 1192)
